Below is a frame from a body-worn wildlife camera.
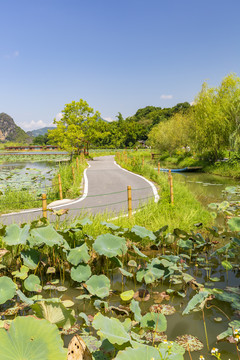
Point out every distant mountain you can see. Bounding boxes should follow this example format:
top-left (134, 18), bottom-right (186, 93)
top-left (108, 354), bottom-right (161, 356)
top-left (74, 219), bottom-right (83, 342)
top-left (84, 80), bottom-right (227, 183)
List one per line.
top-left (0, 113), bottom-right (32, 143)
top-left (27, 127), bottom-right (56, 137)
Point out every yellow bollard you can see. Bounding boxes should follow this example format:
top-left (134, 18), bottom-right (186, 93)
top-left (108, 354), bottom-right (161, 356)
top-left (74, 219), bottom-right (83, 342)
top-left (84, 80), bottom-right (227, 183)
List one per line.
top-left (42, 193), bottom-right (47, 218)
top-left (169, 175), bottom-right (174, 205)
top-left (127, 185), bottom-right (132, 218)
top-left (58, 174), bottom-right (63, 200)
top-left (158, 162), bottom-right (160, 174)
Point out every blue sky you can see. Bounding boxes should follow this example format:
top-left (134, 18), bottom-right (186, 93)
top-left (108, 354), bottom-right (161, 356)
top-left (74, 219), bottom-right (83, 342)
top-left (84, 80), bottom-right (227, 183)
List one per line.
top-left (1, 0), bottom-right (240, 130)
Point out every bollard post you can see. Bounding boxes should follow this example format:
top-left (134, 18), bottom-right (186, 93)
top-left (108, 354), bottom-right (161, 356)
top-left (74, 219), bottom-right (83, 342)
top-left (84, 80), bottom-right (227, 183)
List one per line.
top-left (168, 169), bottom-right (171, 180)
top-left (158, 162), bottom-right (160, 174)
top-left (127, 185), bottom-right (132, 218)
top-left (169, 175), bottom-right (174, 205)
top-left (72, 166), bottom-right (75, 180)
top-left (76, 157), bottom-right (79, 171)
top-left (58, 174), bottom-right (63, 200)
top-left (42, 193), bottom-right (47, 219)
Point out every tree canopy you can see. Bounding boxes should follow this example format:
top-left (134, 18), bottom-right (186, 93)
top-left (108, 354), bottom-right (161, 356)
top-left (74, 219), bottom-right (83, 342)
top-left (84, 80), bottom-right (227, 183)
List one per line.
top-left (48, 99), bottom-right (101, 152)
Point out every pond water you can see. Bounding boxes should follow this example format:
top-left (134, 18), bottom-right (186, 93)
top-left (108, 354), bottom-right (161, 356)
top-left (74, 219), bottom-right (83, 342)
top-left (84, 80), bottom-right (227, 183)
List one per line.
top-left (0, 160), bottom-right (61, 193)
top-left (173, 172), bottom-right (239, 207)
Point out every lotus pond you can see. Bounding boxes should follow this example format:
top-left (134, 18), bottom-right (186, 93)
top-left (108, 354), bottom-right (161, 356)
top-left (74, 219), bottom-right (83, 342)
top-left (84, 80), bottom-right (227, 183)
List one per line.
top-left (0, 213), bottom-right (239, 360)
top-left (0, 161), bottom-right (59, 194)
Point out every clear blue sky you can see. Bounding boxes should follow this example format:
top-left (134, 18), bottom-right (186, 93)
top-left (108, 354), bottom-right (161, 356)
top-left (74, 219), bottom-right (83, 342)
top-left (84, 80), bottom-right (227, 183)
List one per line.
top-left (1, 0), bottom-right (240, 130)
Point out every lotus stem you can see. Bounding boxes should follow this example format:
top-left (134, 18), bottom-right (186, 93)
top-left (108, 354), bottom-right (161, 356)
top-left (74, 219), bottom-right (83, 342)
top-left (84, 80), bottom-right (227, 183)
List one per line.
top-left (202, 308), bottom-right (209, 351)
top-left (205, 304), bottom-right (230, 321)
top-left (187, 343), bottom-right (193, 360)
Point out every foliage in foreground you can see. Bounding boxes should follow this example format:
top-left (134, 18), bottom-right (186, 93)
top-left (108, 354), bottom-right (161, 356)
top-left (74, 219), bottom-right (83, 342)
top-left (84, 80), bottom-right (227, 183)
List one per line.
top-left (0, 214), bottom-right (239, 359)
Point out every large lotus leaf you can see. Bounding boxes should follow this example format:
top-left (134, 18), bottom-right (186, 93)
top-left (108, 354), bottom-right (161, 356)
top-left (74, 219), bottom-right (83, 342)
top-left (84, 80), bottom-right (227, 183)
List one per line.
top-left (21, 249), bottom-right (40, 270)
top-left (0, 316), bottom-right (67, 360)
top-left (93, 234), bottom-right (127, 258)
top-left (129, 225), bottom-right (156, 241)
top-left (29, 225), bottom-right (64, 247)
top-left (116, 344), bottom-right (184, 360)
top-left (92, 312), bottom-right (131, 345)
top-left (67, 243), bottom-right (90, 266)
top-left (140, 312), bottom-right (167, 332)
top-left (71, 264), bottom-right (92, 282)
top-left (0, 276), bottom-right (17, 305)
top-left (85, 275), bottom-right (111, 298)
top-left (3, 224), bottom-right (30, 246)
top-left (24, 274), bottom-right (42, 292)
top-left (182, 291), bottom-right (209, 315)
top-left (228, 217), bottom-right (240, 231)
top-left (130, 299), bottom-right (142, 322)
top-left (31, 300), bottom-right (75, 329)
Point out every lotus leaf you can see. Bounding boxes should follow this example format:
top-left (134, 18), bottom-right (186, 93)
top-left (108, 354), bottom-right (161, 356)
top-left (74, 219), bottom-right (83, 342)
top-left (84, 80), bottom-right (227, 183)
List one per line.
top-left (228, 217), bottom-right (240, 231)
top-left (217, 320), bottom-right (240, 340)
top-left (128, 260), bottom-right (137, 267)
top-left (221, 260), bottom-right (233, 270)
top-left (0, 276), bottom-right (17, 305)
top-left (21, 249), bottom-right (40, 270)
top-left (129, 225), bottom-right (156, 241)
top-left (86, 275), bottom-right (111, 298)
top-left (133, 245), bottom-right (148, 260)
top-left (182, 291), bottom-right (209, 315)
top-left (24, 274), bottom-right (42, 292)
top-left (29, 225), bottom-right (64, 247)
top-left (116, 343), bottom-right (184, 360)
top-left (12, 265), bottom-right (29, 280)
top-left (130, 299), bottom-right (142, 322)
top-left (93, 234), bottom-right (127, 258)
top-left (140, 312), bottom-right (167, 332)
top-left (67, 243), bottom-right (90, 265)
top-left (71, 264), bottom-right (92, 282)
top-left (16, 289), bottom-right (34, 305)
top-left (93, 299), bottom-right (109, 311)
top-left (0, 316), bottom-right (67, 360)
top-left (3, 224), bottom-right (30, 246)
top-left (120, 290), bottom-right (134, 301)
top-left (92, 312), bottom-right (131, 345)
top-left (119, 268), bottom-right (133, 277)
top-left (175, 334), bottom-right (204, 351)
top-left (101, 221), bottom-right (120, 230)
top-left (31, 300), bottom-right (75, 329)
top-left (67, 334), bottom-right (92, 360)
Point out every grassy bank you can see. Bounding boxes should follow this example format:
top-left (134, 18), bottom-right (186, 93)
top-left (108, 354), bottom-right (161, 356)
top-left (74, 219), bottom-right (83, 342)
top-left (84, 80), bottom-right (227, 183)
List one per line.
top-left (150, 150), bottom-right (240, 178)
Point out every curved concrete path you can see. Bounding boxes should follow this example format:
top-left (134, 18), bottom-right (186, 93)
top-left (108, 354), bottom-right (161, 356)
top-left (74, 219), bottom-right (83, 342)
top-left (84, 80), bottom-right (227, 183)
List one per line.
top-left (0, 156), bottom-right (159, 225)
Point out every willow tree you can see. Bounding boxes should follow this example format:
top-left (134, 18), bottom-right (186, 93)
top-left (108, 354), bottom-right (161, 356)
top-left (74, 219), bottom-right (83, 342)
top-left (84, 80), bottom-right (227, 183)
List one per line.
top-left (192, 73), bottom-right (240, 158)
top-left (48, 99), bottom-right (101, 153)
top-left (148, 112), bottom-right (192, 155)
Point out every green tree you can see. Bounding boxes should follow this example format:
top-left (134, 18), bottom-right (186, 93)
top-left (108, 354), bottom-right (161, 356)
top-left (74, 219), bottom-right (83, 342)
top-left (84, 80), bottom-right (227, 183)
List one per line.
top-left (48, 99), bottom-right (101, 153)
top-left (192, 74), bottom-right (240, 158)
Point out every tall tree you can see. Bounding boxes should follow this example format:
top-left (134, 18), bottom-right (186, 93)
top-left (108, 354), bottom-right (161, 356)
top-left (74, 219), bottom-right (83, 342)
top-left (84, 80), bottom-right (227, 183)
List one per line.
top-left (48, 99), bottom-right (101, 152)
